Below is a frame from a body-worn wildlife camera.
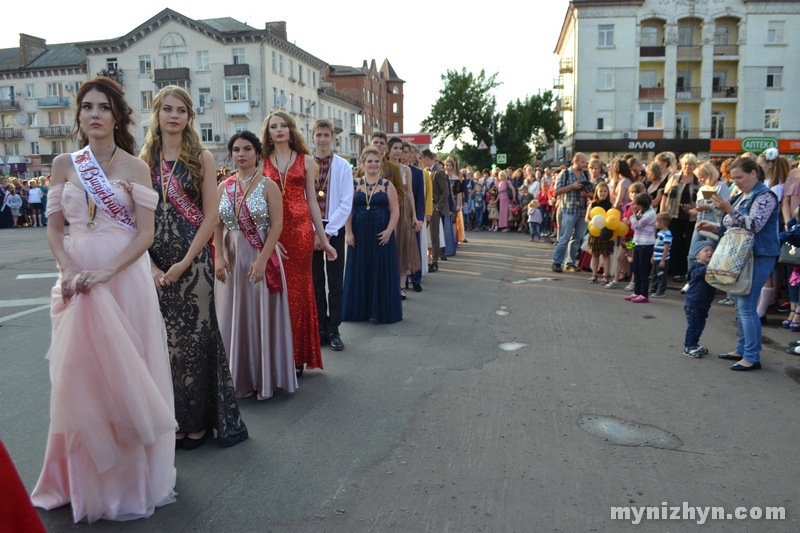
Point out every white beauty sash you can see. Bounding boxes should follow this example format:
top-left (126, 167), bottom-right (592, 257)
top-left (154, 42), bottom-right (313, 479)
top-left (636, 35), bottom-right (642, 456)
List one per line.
top-left (71, 146), bottom-right (136, 230)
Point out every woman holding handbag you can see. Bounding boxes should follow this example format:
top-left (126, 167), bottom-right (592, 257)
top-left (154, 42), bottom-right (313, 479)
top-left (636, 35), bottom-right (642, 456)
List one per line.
top-left (696, 157), bottom-right (780, 371)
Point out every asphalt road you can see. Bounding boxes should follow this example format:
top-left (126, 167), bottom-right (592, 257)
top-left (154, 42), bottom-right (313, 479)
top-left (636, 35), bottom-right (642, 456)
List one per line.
top-left (1, 226), bottom-right (799, 532)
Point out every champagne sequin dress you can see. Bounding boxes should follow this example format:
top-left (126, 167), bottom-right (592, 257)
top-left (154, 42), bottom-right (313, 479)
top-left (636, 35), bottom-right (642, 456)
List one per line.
top-left (215, 177), bottom-right (296, 399)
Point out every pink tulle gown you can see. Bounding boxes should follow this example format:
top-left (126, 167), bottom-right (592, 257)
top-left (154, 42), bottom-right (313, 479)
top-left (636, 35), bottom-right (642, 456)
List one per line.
top-left (31, 181), bottom-right (177, 523)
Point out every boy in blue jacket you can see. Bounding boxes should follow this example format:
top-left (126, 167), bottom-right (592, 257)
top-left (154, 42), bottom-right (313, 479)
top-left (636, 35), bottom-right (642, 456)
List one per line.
top-left (684, 241), bottom-right (717, 358)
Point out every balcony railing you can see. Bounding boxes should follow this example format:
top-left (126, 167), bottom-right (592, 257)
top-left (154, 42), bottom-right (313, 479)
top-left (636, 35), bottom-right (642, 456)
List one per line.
top-left (333, 118), bottom-right (343, 134)
top-left (675, 86), bottom-right (701, 100)
top-left (639, 86), bottom-right (665, 99)
top-left (37, 96), bottom-right (70, 108)
top-left (0, 99), bottom-right (21, 111)
top-left (98, 69), bottom-right (123, 86)
top-left (561, 96), bottom-right (572, 110)
top-left (154, 67), bottom-right (191, 82)
top-left (677, 45), bottom-right (702, 60)
top-left (675, 127), bottom-right (699, 139)
top-left (553, 77), bottom-right (563, 89)
top-left (714, 44), bottom-right (739, 56)
top-left (712, 86), bottom-right (738, 99)
top-left (224, 64), bottom-right (250, 77)
top-left (0, 128), bottom-right (23, 139)
top-left (639, 46), bottom-right (666, 57)
top-left (41, 154), bottom-right (56, 165)
top-left (559, 58), bottom-right (573, 73)
top-left (39, 125), bottom-right (70, 138)
top-left (710, 127), bottom-right (736, 140)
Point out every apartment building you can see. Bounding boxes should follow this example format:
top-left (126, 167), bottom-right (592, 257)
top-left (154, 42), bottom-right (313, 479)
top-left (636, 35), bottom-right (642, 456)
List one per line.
top-left (0, 9), bottom-right (366, 176)
top-left (553, 0), bottom-right (800, 161)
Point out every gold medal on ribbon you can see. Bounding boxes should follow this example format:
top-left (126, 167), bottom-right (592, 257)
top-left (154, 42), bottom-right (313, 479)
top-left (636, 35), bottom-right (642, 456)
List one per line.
top-left (87, 221), bottom-right (97, 230)
top-left (318, 190), bottom-right (325, 197)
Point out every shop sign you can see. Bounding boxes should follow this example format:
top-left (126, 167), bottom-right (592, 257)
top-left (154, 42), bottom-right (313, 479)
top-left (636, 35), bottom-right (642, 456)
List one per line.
top-left (741, 137), bottom-right (778, 152)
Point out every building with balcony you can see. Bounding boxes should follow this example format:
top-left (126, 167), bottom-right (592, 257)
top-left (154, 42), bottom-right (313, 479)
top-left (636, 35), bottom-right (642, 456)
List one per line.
top-left (324, 59), bottom-right (404, 142)
top-left (0, 9), bottom-right (367, 176)
top-left (552, 0), bottom-right (800, 162)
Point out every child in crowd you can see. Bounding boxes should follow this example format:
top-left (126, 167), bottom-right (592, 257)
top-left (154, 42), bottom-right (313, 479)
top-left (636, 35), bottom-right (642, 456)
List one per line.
top-left (780, 207), bottom-right (800, 331)
top-left (650, 212), bottom-right (673, 297)
top-left (684, 241), bottom-right (716, 357)
top-left (487, 189), bottom-right (499, 232)
top-left (6, 188), bottom-right (22, 227)
top-left (528, 199), bottom-right (543, 242)
top-left (471, 184), bottom-right (485, 231)
top-left (624, 192), bottom-right (656, 302)
top-left (606, 182), bottom-right (646, 289)
top-left (587, 182), bottom-right (613, 283)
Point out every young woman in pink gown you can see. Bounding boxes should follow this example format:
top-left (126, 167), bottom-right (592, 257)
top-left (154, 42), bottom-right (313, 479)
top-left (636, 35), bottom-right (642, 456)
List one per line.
top-left (31, 77), bottom-right (177, 523)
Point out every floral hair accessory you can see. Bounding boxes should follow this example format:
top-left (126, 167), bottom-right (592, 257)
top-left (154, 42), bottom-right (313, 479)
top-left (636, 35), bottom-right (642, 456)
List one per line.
top-left (763, 147), bottom-right (779, 161)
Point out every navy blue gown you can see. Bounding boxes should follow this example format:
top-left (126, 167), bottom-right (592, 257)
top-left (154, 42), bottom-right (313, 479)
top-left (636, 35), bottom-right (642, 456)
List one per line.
top-left (342, 178), bottom-right (403, 324)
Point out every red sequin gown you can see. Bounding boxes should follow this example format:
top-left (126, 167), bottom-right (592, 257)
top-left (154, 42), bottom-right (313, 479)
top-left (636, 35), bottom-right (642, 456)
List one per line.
top-left (264, 154), bottom-right (323, 370)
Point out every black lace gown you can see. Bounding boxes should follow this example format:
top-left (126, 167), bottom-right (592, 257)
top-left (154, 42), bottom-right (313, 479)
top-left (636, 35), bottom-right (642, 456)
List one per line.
top-left (149, 161), bottom-right (248, 447)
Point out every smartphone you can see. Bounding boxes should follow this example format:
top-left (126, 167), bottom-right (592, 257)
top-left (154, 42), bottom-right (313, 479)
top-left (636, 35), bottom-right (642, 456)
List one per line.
top-left (701, 190), bottom-right (716, 199)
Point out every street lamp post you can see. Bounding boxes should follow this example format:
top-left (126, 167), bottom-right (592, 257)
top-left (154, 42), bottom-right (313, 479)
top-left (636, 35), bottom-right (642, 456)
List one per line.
top-left (490, 97), bottom-right (497, 165)
top-left (305, 101), bottom-right (316, 148)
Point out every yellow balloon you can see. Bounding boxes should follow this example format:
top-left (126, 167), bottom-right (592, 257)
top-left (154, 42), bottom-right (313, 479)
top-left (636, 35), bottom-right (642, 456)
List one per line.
top-left (589, 224), bottom-right (601, 237)
top-left (605, 215), bottom-right (620, 231)
top-left (590, 206), bottom-right (606, 219)
top-left (616, 222), bottom-right (629, 237)
top-left (606, 208), bottom-right (621, 220)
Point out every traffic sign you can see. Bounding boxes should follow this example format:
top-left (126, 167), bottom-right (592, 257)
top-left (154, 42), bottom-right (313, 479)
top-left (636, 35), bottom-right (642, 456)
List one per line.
top-left (477, 139), bottom-right (488, 150)
top-left (497, 154), bottom-right (507, 164)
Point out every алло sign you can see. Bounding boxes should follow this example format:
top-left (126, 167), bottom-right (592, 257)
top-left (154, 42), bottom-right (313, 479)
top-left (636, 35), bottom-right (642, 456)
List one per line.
top-left (741, 137), bottom-right (778, 152)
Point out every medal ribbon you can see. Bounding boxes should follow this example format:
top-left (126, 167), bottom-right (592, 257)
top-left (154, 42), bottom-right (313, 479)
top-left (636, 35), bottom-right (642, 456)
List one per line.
top-left (234, 170), bottom-right (259, 219)
top-left (159, 149), bottom-right (182, 203)
top-left (271, 151), bottom-right (293, 195)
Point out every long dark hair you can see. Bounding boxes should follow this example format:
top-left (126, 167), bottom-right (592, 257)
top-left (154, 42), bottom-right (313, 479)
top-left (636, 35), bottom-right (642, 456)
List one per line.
top-left (72, 76), bottom-right (136, 155)
top-left (730, 156), bottom-right (766, 182)
top-left (226, 130), bottom-right (263, 168)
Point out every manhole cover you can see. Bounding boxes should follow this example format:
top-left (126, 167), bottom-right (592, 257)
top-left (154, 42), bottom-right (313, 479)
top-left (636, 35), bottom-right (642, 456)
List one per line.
top-left (578, 415), bottom-right (682, 450)
top-left (499, 342), bottom-right (528, 351)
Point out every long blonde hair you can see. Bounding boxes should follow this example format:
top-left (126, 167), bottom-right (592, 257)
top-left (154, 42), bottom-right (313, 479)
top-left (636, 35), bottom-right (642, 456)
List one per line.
top-left (139, 85), bottom-right (205, 200)
top-left (260, 111), bottom-right (312, 158)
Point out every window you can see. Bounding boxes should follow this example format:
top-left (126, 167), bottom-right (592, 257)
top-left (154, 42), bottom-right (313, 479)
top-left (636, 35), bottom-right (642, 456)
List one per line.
top-left (290, 93), bottom-right (295, 113)
top-left (676, 111), bottom-right (691, 138)
top-left (714, 25), bottom-right (729, 46)
top-left (678, 25), bottom-right (693, 46)
top-left (273, 87), bottom-right (278, 106)
top-left (25, 84), bottom-right (35, 98)
top-left (200, 123), bottom-right (213, 142)
top-left (638, 103), bottom-right (663, 129)
top-left (299, 66), bottom-right (304, 84)
top-left (279, 55), bottom-right (284, 75)
top-left (711, 111), bottom-right (726, 138)
top-left (198, 88), bottom-right (212, 108)
top-left (234, 121), bottom-right (247, 133)
top-left (596, 111), bottom-right (612, 131)
top-left (271, 51), bottom-right (277, 72)
top-left (51, 140), bottom-right (67, 154)
top-left (641, 26), bottom-right (658, 47)
top-left (27, 113), bottom-right (37, 127)
top-left (2, 115), bottom-right (13, 128)
top-left (392, 102), bottom-right (399, 113)
top-left (289, 59), bottom-right (294, 79)
top-left (48, 111), bottom-right (65, 126)
top-left (106, 58), bottom-right (118, 71)
top-left (597, 68), bottom-right (614, 90)
top-left (197, 51), bottom-right (209, 71)
top-left (392, 86), bottom-right (399, 94)
top-left (232, 48), bottom-right (245, 65)
top-left (160, 53), bottom-right (185, 68)
top-left (393, 122), bottom-right (399, 133)
top-left (154, 80), bottom-right (189, 91)
top-left (640, 70), bottom-right (657, 88)
top-left (4, 143), bottom-right (19, 156)
top-left (280, 89), bottom-right (285, 108)
top-left (140, 90), bottom-right (153, 110)
top-left (767, 21), bottom-right (784, 44)
top-left (299, 97), bottom-right (304, 114)
top-left (767, 67), bottom-right (783, 88)
top-left (676, 70), bottom-right (692, 90)
top-left (30, 141), bottom-right (39, 155)
top-left (764, 109), bottom-right (780, 130)
top-left (139, 55), bottom-right (152, 75)
top-left (312, 71), bottom-right (317, 87)
top-left (712, 70), bottom-right (727, 91)
top-left (224, 77), bottom-right (249, 102)
top-left (47, 83), bottom-right (62, 97)
top-left (598, 24), bottom-right (614, 47)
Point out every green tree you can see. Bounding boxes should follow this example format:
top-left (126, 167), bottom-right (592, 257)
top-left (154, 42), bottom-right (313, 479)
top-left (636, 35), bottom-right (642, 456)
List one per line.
top-left (421, 68), bottom-right (564, 169)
